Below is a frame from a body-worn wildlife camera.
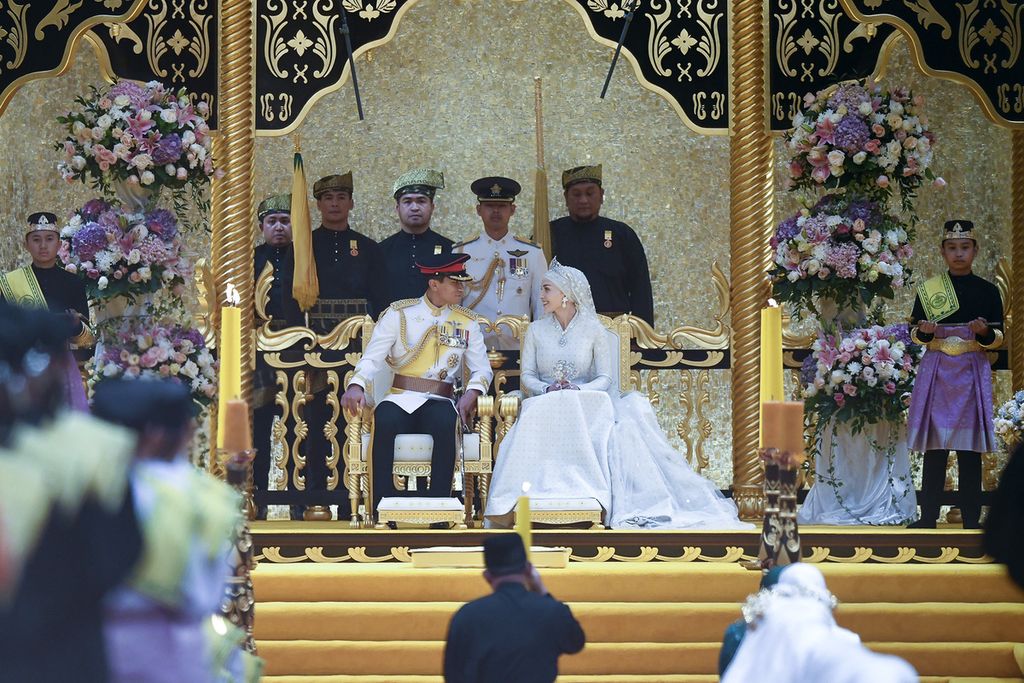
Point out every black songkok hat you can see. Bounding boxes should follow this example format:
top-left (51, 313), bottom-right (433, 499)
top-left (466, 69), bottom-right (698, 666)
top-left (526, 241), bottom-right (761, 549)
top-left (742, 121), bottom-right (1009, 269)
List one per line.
top-left (483, 534), bottom-right (528, 576)
top-left (943, 220), bottom-right (975, 242)
top-left (415, 252), bottom-right (472, 281)
top-left (0, 301), bottom-right (76, 366)
top-left (471, 176), bottom-right (522, 203)
top-left (25, 212), bottom-right (59, 236)
top-left (93, 379), bottom-right (194, 433)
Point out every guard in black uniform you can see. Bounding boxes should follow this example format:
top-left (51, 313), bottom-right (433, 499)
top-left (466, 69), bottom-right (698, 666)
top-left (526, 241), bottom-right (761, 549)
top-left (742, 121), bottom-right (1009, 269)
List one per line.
top-left (549, 165), bottom-right (654, 325)
top-left (443, 534), bottom-right (585, 683)
top-left (252, 194), bottom-right (302, 518)
top-left (380, 169), bottom-right (454, 305)
top-left (309, 172), bottom-right (388, 333)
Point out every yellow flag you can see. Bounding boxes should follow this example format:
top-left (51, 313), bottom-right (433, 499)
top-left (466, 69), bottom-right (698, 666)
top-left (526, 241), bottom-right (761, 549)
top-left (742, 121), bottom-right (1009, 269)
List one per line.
top-left (533, 167), bottom-right (552, 262)
top-left (290, 150), bottom-right (319, 311)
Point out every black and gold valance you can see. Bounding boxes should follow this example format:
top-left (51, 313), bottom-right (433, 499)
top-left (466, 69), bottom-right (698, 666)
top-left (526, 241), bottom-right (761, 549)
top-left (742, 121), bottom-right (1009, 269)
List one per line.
top-left (840, 0), bottom-right (1024, 127)
top-left (769, 0), bottom-right (897, 131)
top-left (0, 0), bottom-right (146, 116)
top-left (87, 0), bottom-right (218, 129)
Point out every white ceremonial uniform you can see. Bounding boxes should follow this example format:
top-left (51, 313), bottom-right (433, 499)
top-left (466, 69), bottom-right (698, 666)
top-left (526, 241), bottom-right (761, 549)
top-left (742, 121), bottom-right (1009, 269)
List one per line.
top-left (454, 232), bottom-right (545, 350)
top-left (349, 296), bottom-right (492, 413)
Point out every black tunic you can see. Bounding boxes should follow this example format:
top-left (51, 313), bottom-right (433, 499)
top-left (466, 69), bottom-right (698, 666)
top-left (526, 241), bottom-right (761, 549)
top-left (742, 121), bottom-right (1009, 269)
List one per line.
top-left (443, 582), bottom-right (585, 683)
top-left (311, 226), bottom-right (389, 318)
top-left (253, 243), bottom-right (302, 326)
top-left (549, 215), bottom-right (654, 325)
top-left (29, 264), bottom-right (89, 319)
top-left (379, 228), bottom-right (454, 306)
top-left (910, 272), bottom-right (1003, 345)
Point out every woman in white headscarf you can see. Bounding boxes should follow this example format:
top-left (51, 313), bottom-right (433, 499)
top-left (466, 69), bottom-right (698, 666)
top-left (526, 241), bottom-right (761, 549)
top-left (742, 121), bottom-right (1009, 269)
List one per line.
top-left (722, 563), bottom-right (917, 683)
top-left (484, 260), bottom-right (749, 529)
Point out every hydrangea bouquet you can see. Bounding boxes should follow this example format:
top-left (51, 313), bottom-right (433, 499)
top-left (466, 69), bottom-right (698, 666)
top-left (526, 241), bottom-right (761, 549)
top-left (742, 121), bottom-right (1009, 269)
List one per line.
top-left (93, 319), bottom-right (217, 410)
top-left (801, 324), bottom-right (922, 434)
top-left (56, 80), bottom-right (216, 194)
top-left (58, 199), bottom-right (190, 301)
top-left (994, 391), bottom-right (1024, 454)
top-left (770, 194), bottom-right (914, 315)
top-left (785, 81), bottom-right (940, 210)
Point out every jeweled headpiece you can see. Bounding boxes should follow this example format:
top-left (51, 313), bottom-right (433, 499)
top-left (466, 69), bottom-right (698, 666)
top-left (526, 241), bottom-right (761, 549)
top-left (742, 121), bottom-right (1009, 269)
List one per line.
top-left (943, 220), bottom-right (975, 242)
top-left (25, 212), bottom-right (58, 236)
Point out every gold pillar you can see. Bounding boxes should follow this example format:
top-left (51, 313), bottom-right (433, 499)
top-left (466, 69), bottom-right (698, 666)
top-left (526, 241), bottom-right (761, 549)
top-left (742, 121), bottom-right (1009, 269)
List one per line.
top-left (728, 0), bottom-right (773, 519)
top-left (1012, 131), bottom-right (1024, 390)
top-left (210, 0), bottom-right (256, 453)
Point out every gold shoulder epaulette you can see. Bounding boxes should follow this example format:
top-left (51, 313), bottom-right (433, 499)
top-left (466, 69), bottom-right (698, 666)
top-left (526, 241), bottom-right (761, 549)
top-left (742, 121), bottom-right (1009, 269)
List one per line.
top-left (391, 298), bottom-right (420, 310)
top-left (452, 235), bottom-right (481, 251)
top-left (450, 304), bottom-right (485, 322)
top-left (514, 235), bottom-right (541, 249)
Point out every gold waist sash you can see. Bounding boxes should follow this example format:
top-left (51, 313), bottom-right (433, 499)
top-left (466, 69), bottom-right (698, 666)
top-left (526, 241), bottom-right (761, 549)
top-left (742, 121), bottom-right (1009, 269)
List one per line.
top-left (926, 336), bottom-right (982, 356)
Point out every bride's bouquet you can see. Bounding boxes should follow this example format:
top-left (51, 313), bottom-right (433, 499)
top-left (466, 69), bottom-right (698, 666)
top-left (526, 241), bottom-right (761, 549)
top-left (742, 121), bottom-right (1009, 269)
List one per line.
top-left (801, 323), bottom-right (922, 434)
top-left (94, 318), bottom-right (217, 410)
top-left (785, 80), bottom-right (939, 209)
top-left (56, 80), bottom-right (216, 193)
top-left (58, 199), bottom-right (190, 301)
top-left (994, 391), bottom-right (1024, 454)
top-left (769, 194), bottom-right (914, 314)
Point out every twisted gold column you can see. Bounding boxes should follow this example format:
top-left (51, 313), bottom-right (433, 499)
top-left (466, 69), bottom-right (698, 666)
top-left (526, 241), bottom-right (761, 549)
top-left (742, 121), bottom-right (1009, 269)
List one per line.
top-left (728, 0), bottom-right (773, 519)
top-left (1012, 131), bottom-right (1024, 390)
top-left (210, 0), bottom-right (256, 455)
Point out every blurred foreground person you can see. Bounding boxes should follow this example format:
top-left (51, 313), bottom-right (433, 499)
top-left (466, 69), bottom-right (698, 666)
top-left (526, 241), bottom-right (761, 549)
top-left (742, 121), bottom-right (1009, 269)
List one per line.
top-left (718, 565), bottom-right (786, 676)
top-left (985, 440), bottom-right (1024, 589)
top-left (94, 379), bottom-right (255, 683)
top-left (443, 534), bottom-right (585, 683)
top-left (722, 563), bottom-right (917, 683)
top-left (0, 302), bottom-right (141, 683)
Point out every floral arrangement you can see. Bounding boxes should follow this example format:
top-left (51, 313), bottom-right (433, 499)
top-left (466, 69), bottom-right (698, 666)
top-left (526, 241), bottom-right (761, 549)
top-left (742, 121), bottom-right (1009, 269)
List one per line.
top-left (94, 318), bottom-right (217, 409)
top-left (56, 80), bottom-right (216, 194)
top-left (785, 81), bottom-right (940, 209)
top-left (58, 199), bottom-right (190, 301)
top-left (770, 194), bottom-right (914, 315)
top-left (801, 323), bottom-right (922, 434)
top-left (994, 391), bottom-right (1024, 454)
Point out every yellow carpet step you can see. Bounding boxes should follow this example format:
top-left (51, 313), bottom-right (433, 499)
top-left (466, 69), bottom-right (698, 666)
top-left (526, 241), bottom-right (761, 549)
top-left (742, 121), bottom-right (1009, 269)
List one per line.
top-left (253, 562), bottom-right (1024, 604)
top-left (254, 600), bottom-right (1024, 643)
top-left (257, 640), bottom-right (1023, 678)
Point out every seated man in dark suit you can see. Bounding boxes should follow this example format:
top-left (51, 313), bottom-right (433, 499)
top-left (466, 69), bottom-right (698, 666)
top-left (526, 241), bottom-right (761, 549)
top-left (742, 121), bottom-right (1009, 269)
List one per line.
top-left (443, 534), bottom-right (585, 683)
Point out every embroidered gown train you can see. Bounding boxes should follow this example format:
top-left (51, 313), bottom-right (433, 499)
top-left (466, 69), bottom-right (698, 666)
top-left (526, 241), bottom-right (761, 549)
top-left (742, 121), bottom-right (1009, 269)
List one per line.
top-left (484, 261), bottom-right (749, 530)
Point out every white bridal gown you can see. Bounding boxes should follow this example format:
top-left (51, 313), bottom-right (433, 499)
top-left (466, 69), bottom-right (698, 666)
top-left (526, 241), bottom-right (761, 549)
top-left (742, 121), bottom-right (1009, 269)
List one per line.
top-left (484, 312), bottom-right (750, 530)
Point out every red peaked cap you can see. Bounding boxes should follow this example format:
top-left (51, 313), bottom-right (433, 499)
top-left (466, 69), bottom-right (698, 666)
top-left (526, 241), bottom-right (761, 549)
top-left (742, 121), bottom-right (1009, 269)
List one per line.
top-left (415, 252), bottom-right (473, 280)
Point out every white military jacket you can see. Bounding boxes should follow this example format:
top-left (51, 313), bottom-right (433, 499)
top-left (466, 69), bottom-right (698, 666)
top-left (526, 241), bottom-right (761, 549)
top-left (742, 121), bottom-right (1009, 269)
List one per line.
top-left (349, 296), bottom-right (492, 414)
top-left (454, 231), bottom-right (545, 349)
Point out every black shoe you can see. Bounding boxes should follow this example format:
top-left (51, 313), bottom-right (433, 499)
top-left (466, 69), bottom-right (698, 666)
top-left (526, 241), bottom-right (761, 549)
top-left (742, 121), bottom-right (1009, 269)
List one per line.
top-left (906, 518), bottom-right (936, 529)
top-left (428, 521), bottom-right (450, 530)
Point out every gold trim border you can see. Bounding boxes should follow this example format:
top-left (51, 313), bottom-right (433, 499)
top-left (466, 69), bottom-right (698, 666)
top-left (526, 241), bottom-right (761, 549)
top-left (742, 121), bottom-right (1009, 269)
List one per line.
top-left (254, 542), bottom-right (992, 564)
top-left (256, 0), bottom-right (729, 137)
top-left (838, 0), bottom-right (1024, 130)
top-left (0, 0), bottom-right (149, 117)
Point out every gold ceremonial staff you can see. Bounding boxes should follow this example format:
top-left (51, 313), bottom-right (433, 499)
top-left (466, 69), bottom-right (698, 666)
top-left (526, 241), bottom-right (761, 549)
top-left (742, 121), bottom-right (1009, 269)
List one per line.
top-left (533, 76), bottom-right (552, 262)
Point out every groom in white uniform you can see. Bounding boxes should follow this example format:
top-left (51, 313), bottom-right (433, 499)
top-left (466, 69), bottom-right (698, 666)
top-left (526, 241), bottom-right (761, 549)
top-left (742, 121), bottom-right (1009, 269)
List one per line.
top-left (341, 253), bottom-right (492, 513)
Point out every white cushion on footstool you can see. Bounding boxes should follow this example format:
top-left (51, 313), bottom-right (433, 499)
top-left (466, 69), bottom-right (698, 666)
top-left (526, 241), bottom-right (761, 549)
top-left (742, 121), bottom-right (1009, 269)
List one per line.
top-left (377, 496), bottom-right (463, 512)
top-left (529, 498), bottom-right (602, 511)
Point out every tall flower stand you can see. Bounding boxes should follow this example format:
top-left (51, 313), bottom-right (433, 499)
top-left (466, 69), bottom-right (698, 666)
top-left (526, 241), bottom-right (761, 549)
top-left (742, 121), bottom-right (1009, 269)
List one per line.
top-left (218, 447), bottom-right (257, 654)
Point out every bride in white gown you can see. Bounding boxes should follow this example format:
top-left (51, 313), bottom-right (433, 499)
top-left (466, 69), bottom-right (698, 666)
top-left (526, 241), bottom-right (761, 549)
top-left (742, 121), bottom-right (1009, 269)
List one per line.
top-left (484, 260), bottom-right (750, 530)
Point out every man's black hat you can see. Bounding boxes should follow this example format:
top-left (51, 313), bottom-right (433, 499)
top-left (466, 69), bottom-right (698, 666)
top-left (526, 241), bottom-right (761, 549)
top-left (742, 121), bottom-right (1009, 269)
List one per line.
top-left (415, 252), bottom-right (473, 281)
top-left (483, 534), bottom-right (528, 576)
top-left (93, 379), bottom-right (194, 433)
top-left (943, 220), bottom-right (975, 242)
top-left (471, 176), bottom-right (522, 203)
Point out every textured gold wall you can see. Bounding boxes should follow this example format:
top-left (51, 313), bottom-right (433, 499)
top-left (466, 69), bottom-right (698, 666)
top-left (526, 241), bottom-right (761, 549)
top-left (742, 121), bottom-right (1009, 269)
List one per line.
top-left (0, 3), bottom-right (1012, 487)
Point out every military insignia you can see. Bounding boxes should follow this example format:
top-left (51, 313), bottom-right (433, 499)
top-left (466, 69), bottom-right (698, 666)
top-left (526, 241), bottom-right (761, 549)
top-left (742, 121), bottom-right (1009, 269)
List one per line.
top-left (434, 244), bottom-right (443, 255)
top-left (603, 229), bottom-right (613, 249)
top-left (349, 239), bottom-right (359, 257)
top-left (507, 249), bottom-right (529, 279)
top-left (490, 183), bottom-right (502, 195)
top-left (447, 353), bottom-right (459, 368)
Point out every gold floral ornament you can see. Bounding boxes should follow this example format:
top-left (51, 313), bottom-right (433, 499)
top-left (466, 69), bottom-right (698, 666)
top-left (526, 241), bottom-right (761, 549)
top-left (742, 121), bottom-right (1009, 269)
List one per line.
top-left (343, 0), bottom-right (397, 21)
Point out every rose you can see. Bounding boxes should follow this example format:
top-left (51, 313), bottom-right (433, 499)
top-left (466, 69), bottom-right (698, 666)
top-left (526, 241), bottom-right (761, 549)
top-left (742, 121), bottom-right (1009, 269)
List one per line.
top-left (933, 176), bottom-right (946, 188)
top-left (833, 393), bottom-right (846, 408)
top-left (883, 381), bottom-right (897, 395)
top-left (876, 175), bottom-right (890, 188)
top-left (97, 276), bottom-right (109, 290)
top-left (160, 108), bottom-right (178, 123)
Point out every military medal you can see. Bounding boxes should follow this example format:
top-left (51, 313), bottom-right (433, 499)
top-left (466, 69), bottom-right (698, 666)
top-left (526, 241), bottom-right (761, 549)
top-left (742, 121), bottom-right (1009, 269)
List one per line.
top-left (434, 245), bottom-right (443, 255)
top-left (603, 230), bottom-right (613, 249)
top-left (447, 354), bottom-right (459, 368)
top-left (349, 239), bottom-right (359, 257)
top-left (507, 249), bottom-right (529, 278)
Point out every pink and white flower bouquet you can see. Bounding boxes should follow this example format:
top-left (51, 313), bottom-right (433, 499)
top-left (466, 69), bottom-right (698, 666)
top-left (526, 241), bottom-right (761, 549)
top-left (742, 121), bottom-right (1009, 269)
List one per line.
top-left (770, 195), bottom-right (914, 315)
top-left (56, 80), bottom-right (216, 193)
top-left (801, 324), bottom-right (922, 434)
top-left (94, 319), bottom-right (217, 410)
top-left (58, 199), bottom-right (191, 301)
top-left (786, 81), bottom-right (938, 210)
